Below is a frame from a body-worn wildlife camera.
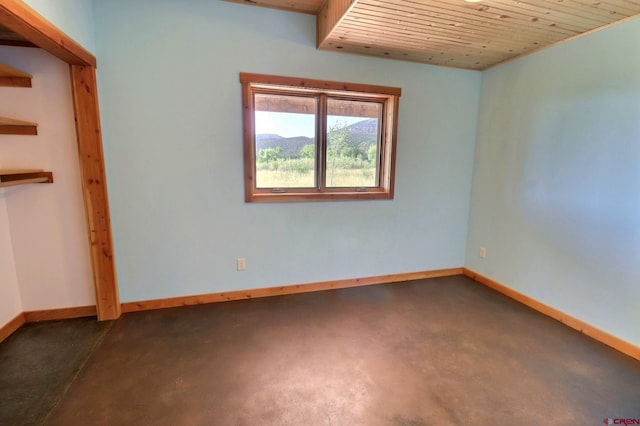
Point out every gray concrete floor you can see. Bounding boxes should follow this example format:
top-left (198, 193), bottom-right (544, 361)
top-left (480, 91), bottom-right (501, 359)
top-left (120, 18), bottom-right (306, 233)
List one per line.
top-left (2, 275), bottom-right (639, 425)
top-left (0, 317), bottom-right (111, 426)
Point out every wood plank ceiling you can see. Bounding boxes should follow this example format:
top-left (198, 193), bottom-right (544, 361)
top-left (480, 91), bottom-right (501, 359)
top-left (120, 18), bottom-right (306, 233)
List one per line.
top-left (225, 0), bottom-right (640, 70)
top-left (1, 2), bottom-right (638, 70)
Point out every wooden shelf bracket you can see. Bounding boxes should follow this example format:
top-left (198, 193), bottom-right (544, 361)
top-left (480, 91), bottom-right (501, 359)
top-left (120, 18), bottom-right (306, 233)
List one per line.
top-left (0, 169), bottom-right (53, 188)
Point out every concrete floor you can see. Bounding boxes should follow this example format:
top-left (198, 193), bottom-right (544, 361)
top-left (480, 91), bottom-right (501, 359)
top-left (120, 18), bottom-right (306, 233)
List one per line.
top-left (0, 317), bottom-right (111, 426)
top-left (2, 275), bottom-right (639, 425)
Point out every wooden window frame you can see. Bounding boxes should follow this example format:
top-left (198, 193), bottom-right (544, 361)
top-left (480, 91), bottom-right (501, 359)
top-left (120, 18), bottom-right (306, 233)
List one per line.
top-left (240, 73), bottom-right (401, 202)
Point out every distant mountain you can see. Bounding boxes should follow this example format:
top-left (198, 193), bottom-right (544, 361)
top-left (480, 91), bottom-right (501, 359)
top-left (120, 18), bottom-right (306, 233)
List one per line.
top-left (256, 133), bottom-right (284, 141)
top-left (347, 118), bottom-right (378, 135)
top-left (256, 135), bottom-right (314, 158)
top-left (256, 118), bottom-right (377, 158)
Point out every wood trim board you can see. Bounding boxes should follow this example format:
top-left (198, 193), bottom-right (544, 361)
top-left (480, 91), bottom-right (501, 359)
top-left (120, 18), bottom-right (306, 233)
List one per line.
top-left (122, 267), bottom-right (464, 313)
top-left (0, 124), bottom-right (36, 135)
top-left (0, 0), bottom-right (95, 66)
top-left (463, 268), bottom-right (640, 361)
top-left (70, 65), bottom-right (121, 320)
top-left (0, 115), bottom-right (37, 134)
top-left (22, 305), bottom-right (97, 322)
top-left (2, 269), bottom-right (462, 341)
top-left (0, 170), bottom-right (52, 187)
top-left (0, 306), bottom-right (96, 343)
top-left (0, 60), bottom-right (32, 87)
top-left (0, 312), bottom-right (25, 343)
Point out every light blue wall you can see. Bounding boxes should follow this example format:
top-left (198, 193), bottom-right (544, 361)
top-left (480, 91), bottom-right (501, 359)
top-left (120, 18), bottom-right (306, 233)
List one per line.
top-left (16, 0), bottom-right (639, 347)
top-left (466, 19), bottom-right (640, 345)
top-left (22, 0), bottom-right (95, 53)
top-left (93, 0), bottom-right (481, 302)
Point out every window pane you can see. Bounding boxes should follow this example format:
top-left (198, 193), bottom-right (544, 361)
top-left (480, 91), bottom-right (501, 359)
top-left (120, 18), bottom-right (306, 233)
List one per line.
top-left (325, 99), bottom-right (381, 188)
top-left (253, 94), bottom-right (316, 188)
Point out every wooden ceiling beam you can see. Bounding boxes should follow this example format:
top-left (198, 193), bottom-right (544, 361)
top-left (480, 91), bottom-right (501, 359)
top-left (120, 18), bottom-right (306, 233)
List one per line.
top-left (317, 0), bottom-right (361, 48)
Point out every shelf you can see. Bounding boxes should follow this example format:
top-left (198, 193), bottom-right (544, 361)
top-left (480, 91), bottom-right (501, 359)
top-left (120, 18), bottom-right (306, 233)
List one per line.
top-left (0, 116), bottom-right (38, 135)
top-left (0, 169), bottom-right (53, 188)
top-left (0, 62), bottom-right (32, 87)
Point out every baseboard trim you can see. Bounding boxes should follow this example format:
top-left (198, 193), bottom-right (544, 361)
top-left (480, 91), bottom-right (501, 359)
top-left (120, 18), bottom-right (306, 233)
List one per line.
top-left (463, 268), bottom-right (640, 361)
top-left (122, 267), bottom-right (464, 313)
top-left (5, 268), bottom-right (636, 361)
top-left (0, 305), bottom-right (98, 343)
top-left (0, 312), bottom-right (26, 343)
top-left (23, 305), bottom-right (97, 322)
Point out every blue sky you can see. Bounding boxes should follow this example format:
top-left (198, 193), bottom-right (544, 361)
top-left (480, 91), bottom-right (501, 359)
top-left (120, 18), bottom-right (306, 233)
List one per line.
top-left (255, 112), bottom-right (365, 138)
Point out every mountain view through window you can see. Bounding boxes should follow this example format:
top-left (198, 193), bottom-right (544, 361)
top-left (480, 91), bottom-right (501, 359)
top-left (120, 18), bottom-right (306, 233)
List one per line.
top-left (255, 107), bottom-right (381, 189)
top-left (241, 73), bottom-right (400, 202)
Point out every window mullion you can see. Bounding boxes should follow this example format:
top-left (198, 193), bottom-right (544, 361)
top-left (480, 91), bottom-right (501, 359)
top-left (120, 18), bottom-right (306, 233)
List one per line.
top-left (317, 94), bottom-right (327, 192)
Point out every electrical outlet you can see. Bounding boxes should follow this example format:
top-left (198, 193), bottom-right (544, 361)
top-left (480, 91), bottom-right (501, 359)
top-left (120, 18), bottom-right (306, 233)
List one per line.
top-left (236, 258), bottom-right (246, 271)
top-left (479, 247), bottom-right (487, 259)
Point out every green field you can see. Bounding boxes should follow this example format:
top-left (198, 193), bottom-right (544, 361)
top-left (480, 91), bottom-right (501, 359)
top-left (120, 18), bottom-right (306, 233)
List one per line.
top-left (256, 167), bottom-right (376, 188)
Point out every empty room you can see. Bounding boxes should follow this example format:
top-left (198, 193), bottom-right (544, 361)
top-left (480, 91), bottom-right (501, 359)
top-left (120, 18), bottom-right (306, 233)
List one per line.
top-left (0, 0), bottom-right (638, 424)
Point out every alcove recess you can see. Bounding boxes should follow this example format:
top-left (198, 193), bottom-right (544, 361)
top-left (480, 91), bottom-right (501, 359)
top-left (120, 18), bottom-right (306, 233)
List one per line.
top-left (0, 61), bottom-right (53, 187)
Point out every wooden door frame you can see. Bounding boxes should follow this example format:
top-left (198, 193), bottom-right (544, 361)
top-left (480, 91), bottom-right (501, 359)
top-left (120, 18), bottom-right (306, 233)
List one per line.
top-left (0, 0), bottom-right (120, 320)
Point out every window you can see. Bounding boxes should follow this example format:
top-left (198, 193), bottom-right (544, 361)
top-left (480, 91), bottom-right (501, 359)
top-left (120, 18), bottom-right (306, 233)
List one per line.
top-left (240, 73), bottom-right (401, 202)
